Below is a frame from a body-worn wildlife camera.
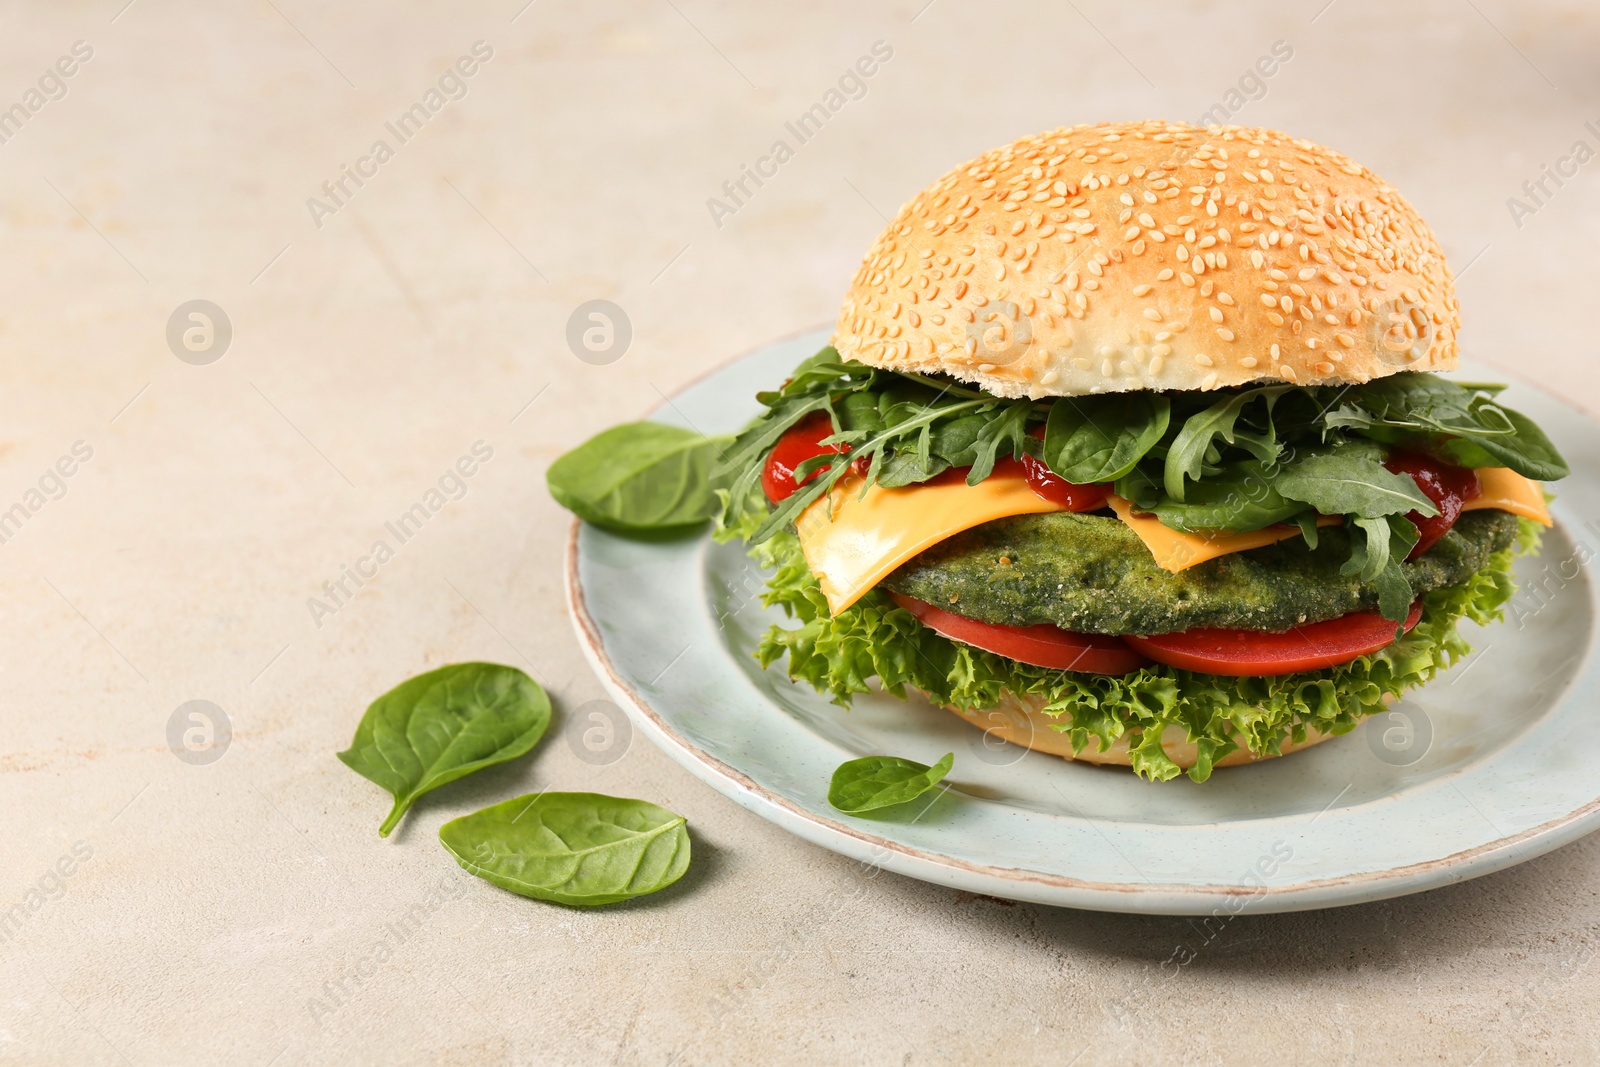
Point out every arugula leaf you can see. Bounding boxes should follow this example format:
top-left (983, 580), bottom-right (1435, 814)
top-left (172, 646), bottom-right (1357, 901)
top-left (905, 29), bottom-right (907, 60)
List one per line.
top-left (1342, 515), bottom-right (1420, 621)
top-left (548, 422), bottom-right (733, 539)
top-left (338, 663), bottom-right (551, 837)
top-left (967, 401), bottom-right (1033, 484)
top-left (717, 347), bottom-right (1059, 542)
top-left (1043, 393), bottom-right (1170, 483)
top-left (746, 396), bottom-right (993, 543)
top-left (1163, 386), bottom-right (1291, 500)
top-left (1342, 515), bottom-right (1393, 580)
top-left (828, 752), bottom-right (954, 813)
top-left (440, 792), bottom-right (690, 906)
top-left (1275, 450), bottom-right (1438, 519)
top-left (1293, 512), bottom-right (1322, 549)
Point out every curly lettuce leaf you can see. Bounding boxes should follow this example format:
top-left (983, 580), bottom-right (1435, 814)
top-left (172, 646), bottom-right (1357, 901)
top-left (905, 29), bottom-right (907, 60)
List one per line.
top-left (718, 501), bottom-right (1540, 783)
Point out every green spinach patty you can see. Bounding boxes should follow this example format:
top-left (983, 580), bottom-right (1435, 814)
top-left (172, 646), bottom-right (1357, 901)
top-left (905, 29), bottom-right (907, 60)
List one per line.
top-left (882, 509), bottom-right (1518, 635)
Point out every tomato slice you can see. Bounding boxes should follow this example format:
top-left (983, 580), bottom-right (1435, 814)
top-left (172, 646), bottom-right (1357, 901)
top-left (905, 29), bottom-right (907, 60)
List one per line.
top-left (762, 414), bottom-right (848, 502)
top-left (1383, 450), bottom-right (1480, 558)
top-left (1124, 601), bottom-right (1423, 676)
top-left (888, 593), bottom-right (1149, 675)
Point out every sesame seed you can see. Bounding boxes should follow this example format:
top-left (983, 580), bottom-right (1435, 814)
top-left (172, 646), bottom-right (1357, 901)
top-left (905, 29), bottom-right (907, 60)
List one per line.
top-left (1132, 284), bottom-right (1153, 296)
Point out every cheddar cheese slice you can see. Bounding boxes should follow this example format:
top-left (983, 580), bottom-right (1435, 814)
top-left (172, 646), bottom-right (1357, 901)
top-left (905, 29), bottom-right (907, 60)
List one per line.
top-left (1105, 496), bottom-right (1342, 573)
top-left (1462, 467), bottom-right (1550, 525)
top-left (798, 473), bottom-right (1064, 614)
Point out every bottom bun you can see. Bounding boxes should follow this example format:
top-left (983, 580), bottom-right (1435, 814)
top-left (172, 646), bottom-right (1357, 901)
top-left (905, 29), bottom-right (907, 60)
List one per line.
top-left (944, 690), bottom-right (1337, 772)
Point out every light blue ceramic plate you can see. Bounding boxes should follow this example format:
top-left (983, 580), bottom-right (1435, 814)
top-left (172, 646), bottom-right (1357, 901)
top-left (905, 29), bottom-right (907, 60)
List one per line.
top-left (567, 328), bottom-right (1600, 914)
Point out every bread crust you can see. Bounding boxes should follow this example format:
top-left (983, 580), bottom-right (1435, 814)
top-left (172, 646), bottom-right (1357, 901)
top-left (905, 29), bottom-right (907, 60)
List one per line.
top-left (835, 121), bottom-right (1458, 398)
top-left (948, 689), bottom-right (1336, 771)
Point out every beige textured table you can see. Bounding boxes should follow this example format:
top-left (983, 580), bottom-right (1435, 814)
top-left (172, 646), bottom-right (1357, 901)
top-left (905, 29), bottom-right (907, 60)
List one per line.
top-left (2, 2), bottom-right (1597, 1063)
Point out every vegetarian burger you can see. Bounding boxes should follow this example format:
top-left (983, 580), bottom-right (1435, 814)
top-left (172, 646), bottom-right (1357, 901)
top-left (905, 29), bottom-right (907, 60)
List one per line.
top-left (714, 121), bottom-right (1567, 782)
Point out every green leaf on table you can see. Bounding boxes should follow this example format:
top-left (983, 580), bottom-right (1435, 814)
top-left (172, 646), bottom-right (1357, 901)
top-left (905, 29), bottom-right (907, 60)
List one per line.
top-left (1043, 393), bottom-right (1170, 484)
top-left (547, 422), bottom-right (733, 540)
top-left (828, 752), bottom-right (954, 814)
top-left (439, 792), bottom-right (691, 906)
top-left (337, 663), bottom-right (551, 838)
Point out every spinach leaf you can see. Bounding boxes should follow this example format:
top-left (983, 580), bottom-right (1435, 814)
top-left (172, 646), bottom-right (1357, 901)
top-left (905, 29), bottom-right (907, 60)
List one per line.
top-left (1435, 404), bottom-right (1568, 480)
top-left (548, 422), bottom-right (733, 539)
top-left (1164, 386), bottom-right (1291, 500)
top-left (828, 752), bottom-right (953, 813)
top-left (1043, 393), bottom-right (1170, 483)
top-left (875, 448), bottom-right (951, 488)
top-left (1275, 451), bottom-right (1438, 518)
top-left (439, 792), bottom-right (690, 906)
top-left (928, 412), bottom-right (992, 467)
top-left (338, 663), bottom-right (551, 838)
top-left (1326, 374), bottom-right (1568, 480)
top-left (1113, 465), bottom-right (1164, 512)
top-left (1150, 459), bottom-right (1307, 532)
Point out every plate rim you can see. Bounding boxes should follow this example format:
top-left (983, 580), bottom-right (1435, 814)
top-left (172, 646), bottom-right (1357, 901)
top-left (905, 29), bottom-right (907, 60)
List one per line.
top-left (564, 331), bottom-right (1600, 913)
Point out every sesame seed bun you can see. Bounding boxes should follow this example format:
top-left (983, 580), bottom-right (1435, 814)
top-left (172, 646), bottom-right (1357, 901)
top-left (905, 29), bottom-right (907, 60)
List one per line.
top-left (948, 689), bottom-right (1337, 771)
top-left (835, 121), bottom-right (1459, 397)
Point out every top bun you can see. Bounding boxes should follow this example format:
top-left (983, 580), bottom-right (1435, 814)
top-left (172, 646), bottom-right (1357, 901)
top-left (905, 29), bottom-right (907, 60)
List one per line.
top-left (834, 121), bottom-right (1459, 397)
